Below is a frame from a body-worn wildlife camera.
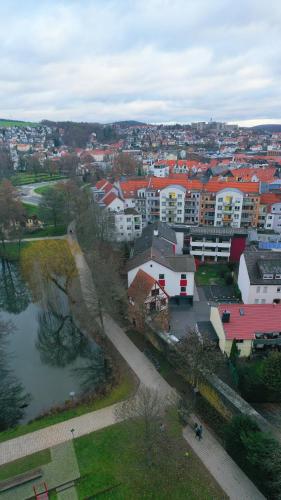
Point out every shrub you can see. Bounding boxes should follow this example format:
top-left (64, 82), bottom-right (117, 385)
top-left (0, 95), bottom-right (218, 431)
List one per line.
top-left (262, 352), bottom-right (281, 397)
top-left (225, 415), bottom-right (281, 499)
top-left (225, 273), bottom-right (233, 285)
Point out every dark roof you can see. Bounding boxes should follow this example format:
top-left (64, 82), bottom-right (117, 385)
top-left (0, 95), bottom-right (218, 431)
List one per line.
top-left (124, 208), bottom-right (139, 215)
top-left (133, 222), bottom-right (177, 256)
top-left (244, 250), bottom-right (281, 285)
top-left (126, 247), bottom-right (195, 273)
top-left (165, 255), bottom-right (196, 272)
top-left (190, 226), bottom-right (248, 237)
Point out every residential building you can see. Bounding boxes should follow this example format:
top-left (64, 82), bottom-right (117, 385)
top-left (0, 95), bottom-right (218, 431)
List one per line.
top-left (238, 250), bottom-right (281, 304)
top-left (128, 269), bottom-right (169, 330)
top-left (127, 222), bottom-right (196, 302)
top-left (184, 226), bottom-right (247, 263)
top-left (115, 208), bottom-right (142, 242)
top-left (210, 303), bottom-right (281, 357)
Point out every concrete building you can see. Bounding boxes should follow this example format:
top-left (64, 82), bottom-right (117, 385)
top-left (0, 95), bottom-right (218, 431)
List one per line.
top-left (186, 226), bottom-right (247, 263)
top-left (238, 250), bottom-right (281, 304)
top-left (115, 209), bottom-right (142, 242)
top-left (210, 303), bottom-right (281, 357)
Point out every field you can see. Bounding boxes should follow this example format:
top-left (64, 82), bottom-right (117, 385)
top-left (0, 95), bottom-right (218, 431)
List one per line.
top-left (74, 417), bottom-right (225, 499)
top-left (11, 172), bottom-right (67, 186)
top-left (34, 185), bottom-right (54, 195)
top-left (0, 450), bottom-right (50, 481)
top-left (0, 119), bottom-right (39, 128)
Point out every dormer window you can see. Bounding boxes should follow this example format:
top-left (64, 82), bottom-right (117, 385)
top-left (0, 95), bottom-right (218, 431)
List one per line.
top-left (276, 274), bottom-right (281, 279)
top-left (263, 273), bottom-right (274, 280)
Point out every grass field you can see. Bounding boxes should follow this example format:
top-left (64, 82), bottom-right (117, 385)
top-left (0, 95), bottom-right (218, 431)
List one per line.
top-left (0, 241), bottom-right (31, 261)
top-left (195, 264), bottom-right (230, 286)
top-left (11, 172), bottom-right (67, 186)
top-left (0, 450), bottom-right (51, 481)
top-left (23, 225), bottom-right (67, 238)
top-left (34, 185), bottom-right (54, 195)
top-left (0, 369), bottom-right (135, 444)
top-left (74, 417), bottom-right (225, 500)
top-left (0, 119), bottom-right (39, 128)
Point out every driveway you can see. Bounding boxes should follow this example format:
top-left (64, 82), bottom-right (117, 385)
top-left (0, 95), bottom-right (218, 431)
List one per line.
top-left (169, 287), bottom-right (210, 338)
top-left (18, 180), bottom-right (65, 205)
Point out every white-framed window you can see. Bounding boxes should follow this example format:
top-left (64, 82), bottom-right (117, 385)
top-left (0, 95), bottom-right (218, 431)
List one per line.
top-left (263, 286), bottom-right (268, 293)
top-left (254, 299), bottom-right (259, 304)
top-left (256, 286), bottom-right (260, 293)
top-left (261, 299), bottom-right (266, 304)
top-left (181, 286), bottom-right (186, 292)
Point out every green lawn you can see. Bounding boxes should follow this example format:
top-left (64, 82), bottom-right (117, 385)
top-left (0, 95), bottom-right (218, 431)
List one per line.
top-left (11, 173), bottom-right (67, 186)
top-left (34, 185), bottom-right (54, 195)
top-left (23, 225), bottom-right (67, 238)
top-left (196, 264), bottom-right (230, 286)
top-left (0, 120), bottom-right (39, 128)
top-left (0, 241), bottom-right (31, 261)
top-left (74, 417), bottom-right (225, 500)
top-left (0, 449), bottom-right (51, 481)
top-left (0, 370), bottom-right (135, 444)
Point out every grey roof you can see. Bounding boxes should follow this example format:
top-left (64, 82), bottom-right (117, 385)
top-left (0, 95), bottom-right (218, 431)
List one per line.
top-left (165, 255), bottom-right (196, 272)
top-left (124, 208), bottom-right (139, 215)
top-left (190, 226), bottom-right (248, 237)
top-left (244, 250), bottom-right (281, 285)
top-left (133, 221), bottom-right (177, 256)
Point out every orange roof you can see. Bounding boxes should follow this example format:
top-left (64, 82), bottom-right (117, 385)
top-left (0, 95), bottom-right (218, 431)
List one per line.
top-left (128, 269), bottom-right (168, 301)
top-left (231, 167), bottom-right (276, 183)
top-left (120, 177), bottom-right (259, 195)
top-left (260, 193), bottom-right (281, 205)
top-left (95, 179), bottom-right (108, 190)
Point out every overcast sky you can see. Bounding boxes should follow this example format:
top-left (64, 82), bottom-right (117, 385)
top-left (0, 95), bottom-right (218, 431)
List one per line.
top-left (1, 0), bottom-right (281, 125)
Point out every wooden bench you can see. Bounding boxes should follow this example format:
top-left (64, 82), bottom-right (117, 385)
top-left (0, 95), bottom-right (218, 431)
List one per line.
top-left (0, 468), bottom-right (42, 492)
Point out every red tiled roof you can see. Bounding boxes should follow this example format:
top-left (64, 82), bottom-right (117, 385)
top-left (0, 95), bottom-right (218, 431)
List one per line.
top-left (218, 304), bottom-right (281, 340)
top-left (128, 269), bottom-right (168, 301)
top-left (102, 191), bottom-right (118, 206)
top-left (231, 167), bottom-right (276, 183)
top-left (95, 179), bottom-right (108, 190)
top-left (119, 177), bottom-right (259, 195)
top-left (260, 193), bottom-right (281, 205)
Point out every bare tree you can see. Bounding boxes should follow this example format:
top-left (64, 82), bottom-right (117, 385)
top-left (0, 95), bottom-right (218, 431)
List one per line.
top-left (172, 328), bottom-right (223, 389)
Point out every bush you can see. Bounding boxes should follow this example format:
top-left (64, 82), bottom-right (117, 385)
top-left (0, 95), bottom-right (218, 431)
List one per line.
top-left (238, 359), bottom-right (281, 403)
top-left (225, 415), bottom-right (281, 499)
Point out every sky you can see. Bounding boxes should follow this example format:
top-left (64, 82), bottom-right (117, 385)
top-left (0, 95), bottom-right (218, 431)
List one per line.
top-left (1, 0), bottom-right (281, 125)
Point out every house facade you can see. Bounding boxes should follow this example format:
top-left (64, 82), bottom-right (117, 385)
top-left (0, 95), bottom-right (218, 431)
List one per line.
top-left (238, 251), bottom-right (281, 304)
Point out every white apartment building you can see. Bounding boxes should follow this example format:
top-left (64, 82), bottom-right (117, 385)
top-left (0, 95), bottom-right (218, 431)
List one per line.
top-left (115, 209), bottom-right (142, 242)
top-left (214, 188), bottom-right (243, 227)
top-left (238, 251), bottom-right (281, 304)
top-left (265, 202), bottom-right (281, 233)
top-left (149, 163), bottom-right (169, 177)
top-left (160, 185), bottom-right (186, 224)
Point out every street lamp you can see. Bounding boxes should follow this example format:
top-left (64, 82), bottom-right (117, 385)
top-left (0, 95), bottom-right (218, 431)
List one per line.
top-left (70, 428), bottom-right (75, 439)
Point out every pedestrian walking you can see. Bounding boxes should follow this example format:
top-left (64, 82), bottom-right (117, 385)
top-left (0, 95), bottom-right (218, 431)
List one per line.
top-left (198, 425), bottom-right (203, 441)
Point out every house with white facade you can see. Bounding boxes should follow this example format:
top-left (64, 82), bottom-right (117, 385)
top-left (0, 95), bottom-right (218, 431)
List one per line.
top-left (214, 188), bottom-right (244, 227)
top-left (127, 222), bottom-right (196, 302)
top-left (238, 250), bottom-right (281, 304)
top-left (159, 185), bottom-right (186, 224)
top-left (115, 209), bottom-right (142, 242)
top-left (265, 202), bottom-right (281, 233)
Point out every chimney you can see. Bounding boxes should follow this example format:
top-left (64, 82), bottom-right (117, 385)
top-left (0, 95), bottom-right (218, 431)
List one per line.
top-left (154, 229), bottom-right (159, 237)
top-left (222, 310), bottom-right (230, 323)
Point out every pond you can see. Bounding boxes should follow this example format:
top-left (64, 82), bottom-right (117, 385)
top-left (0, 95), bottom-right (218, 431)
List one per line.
top-left (0, 260), bottom-right (104, 423)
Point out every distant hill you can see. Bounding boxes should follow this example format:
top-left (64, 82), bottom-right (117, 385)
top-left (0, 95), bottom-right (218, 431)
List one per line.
top-left (112, 120), bottom-right (147, 127)
top-left (252, 124), bottom-right (281, 133)
top-left (41, 120), bottom-right (118, 147)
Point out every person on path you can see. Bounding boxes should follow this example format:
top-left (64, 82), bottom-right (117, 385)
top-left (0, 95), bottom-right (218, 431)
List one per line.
top-left (198, 425), bottom-right (203, 441)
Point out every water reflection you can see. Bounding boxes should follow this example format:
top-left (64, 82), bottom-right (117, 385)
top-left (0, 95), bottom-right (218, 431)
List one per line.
top-left (0, 260), bottom-right (30, 314)
top-left (0, 262), bottom-right (106, 423)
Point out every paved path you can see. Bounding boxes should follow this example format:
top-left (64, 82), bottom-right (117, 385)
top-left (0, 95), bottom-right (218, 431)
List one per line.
top-left (184, 419), bottom-right (265, 500)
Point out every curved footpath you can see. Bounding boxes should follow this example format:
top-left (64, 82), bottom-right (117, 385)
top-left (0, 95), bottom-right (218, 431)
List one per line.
top-left (0, 234), bottom-right (265, 500)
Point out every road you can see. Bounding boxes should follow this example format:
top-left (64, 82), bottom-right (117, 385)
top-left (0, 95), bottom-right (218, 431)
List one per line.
top-left (18, 180), bottom-right (65, 205)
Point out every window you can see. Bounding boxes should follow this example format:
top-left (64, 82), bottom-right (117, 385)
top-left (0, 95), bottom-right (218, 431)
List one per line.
top-left (276, 274), bottom-right (281, 279)
top-left (181, 274), bottom-right (187, 279)
top-left (277, 287), bottom-right (281, 293)
top-left (178, 194), bottom-right (182, 199)
top-left (217, 213), bottom-right (222, 218)
top-left (218, 197), bottom-right (223, 202)
top-left (236, 339), bottom-right (244, 343)
top-left (151, 288), bottom-right (159, 296)
top-left (181, 286), bottom-right (186, 292)
top-left (256, 286), bottom-right (261, 293)
top-left (254, 299), bottom-right (259, 304)
top-left (263, 273), bottom-right (274, 279)
top-left (261, 299), bottom-right (266, 304)
top-left (159, 274), bottom-right (165, 280)
top-left (217, 205), bottom-right (222, 210)
top-left (234, 214), bottom-right (239, 219)
top-left (263, 286), bottom-right (268, 293)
